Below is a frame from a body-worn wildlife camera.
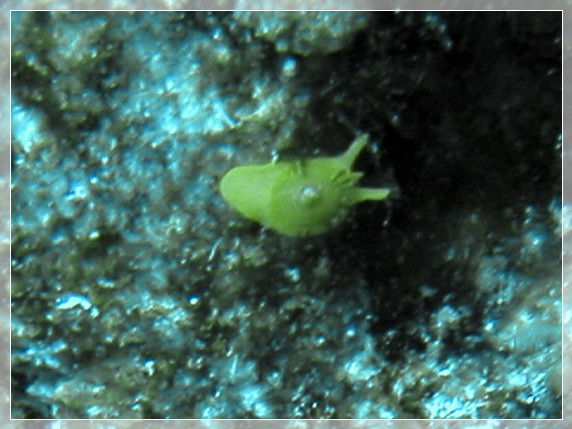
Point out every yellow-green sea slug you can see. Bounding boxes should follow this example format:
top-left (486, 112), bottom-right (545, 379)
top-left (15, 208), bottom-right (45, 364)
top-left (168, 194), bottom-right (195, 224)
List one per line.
top-left (220, 134), bottom-right (391, 237)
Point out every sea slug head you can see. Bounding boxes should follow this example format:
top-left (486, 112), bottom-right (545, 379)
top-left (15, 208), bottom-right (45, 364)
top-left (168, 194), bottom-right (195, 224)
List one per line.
top-left (220, 134), bottom-right (391, 237)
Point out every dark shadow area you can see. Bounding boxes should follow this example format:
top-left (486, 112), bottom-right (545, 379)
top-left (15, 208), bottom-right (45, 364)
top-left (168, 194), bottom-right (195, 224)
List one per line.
top-left (300, 11), bottom-right (561, 363)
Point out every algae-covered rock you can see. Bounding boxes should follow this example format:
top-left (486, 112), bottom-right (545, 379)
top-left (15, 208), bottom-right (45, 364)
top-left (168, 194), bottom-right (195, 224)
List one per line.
top-left (11, 11), bottom-right (562, 419)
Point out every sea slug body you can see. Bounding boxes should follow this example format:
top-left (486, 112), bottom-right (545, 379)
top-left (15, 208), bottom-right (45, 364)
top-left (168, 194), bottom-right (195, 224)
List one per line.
top-left (220, 134), bottom-right (391, 237)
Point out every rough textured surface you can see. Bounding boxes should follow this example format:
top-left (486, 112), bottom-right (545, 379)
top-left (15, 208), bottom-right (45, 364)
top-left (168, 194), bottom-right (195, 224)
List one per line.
top-left (6, 4), bottom-right (566, 426)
